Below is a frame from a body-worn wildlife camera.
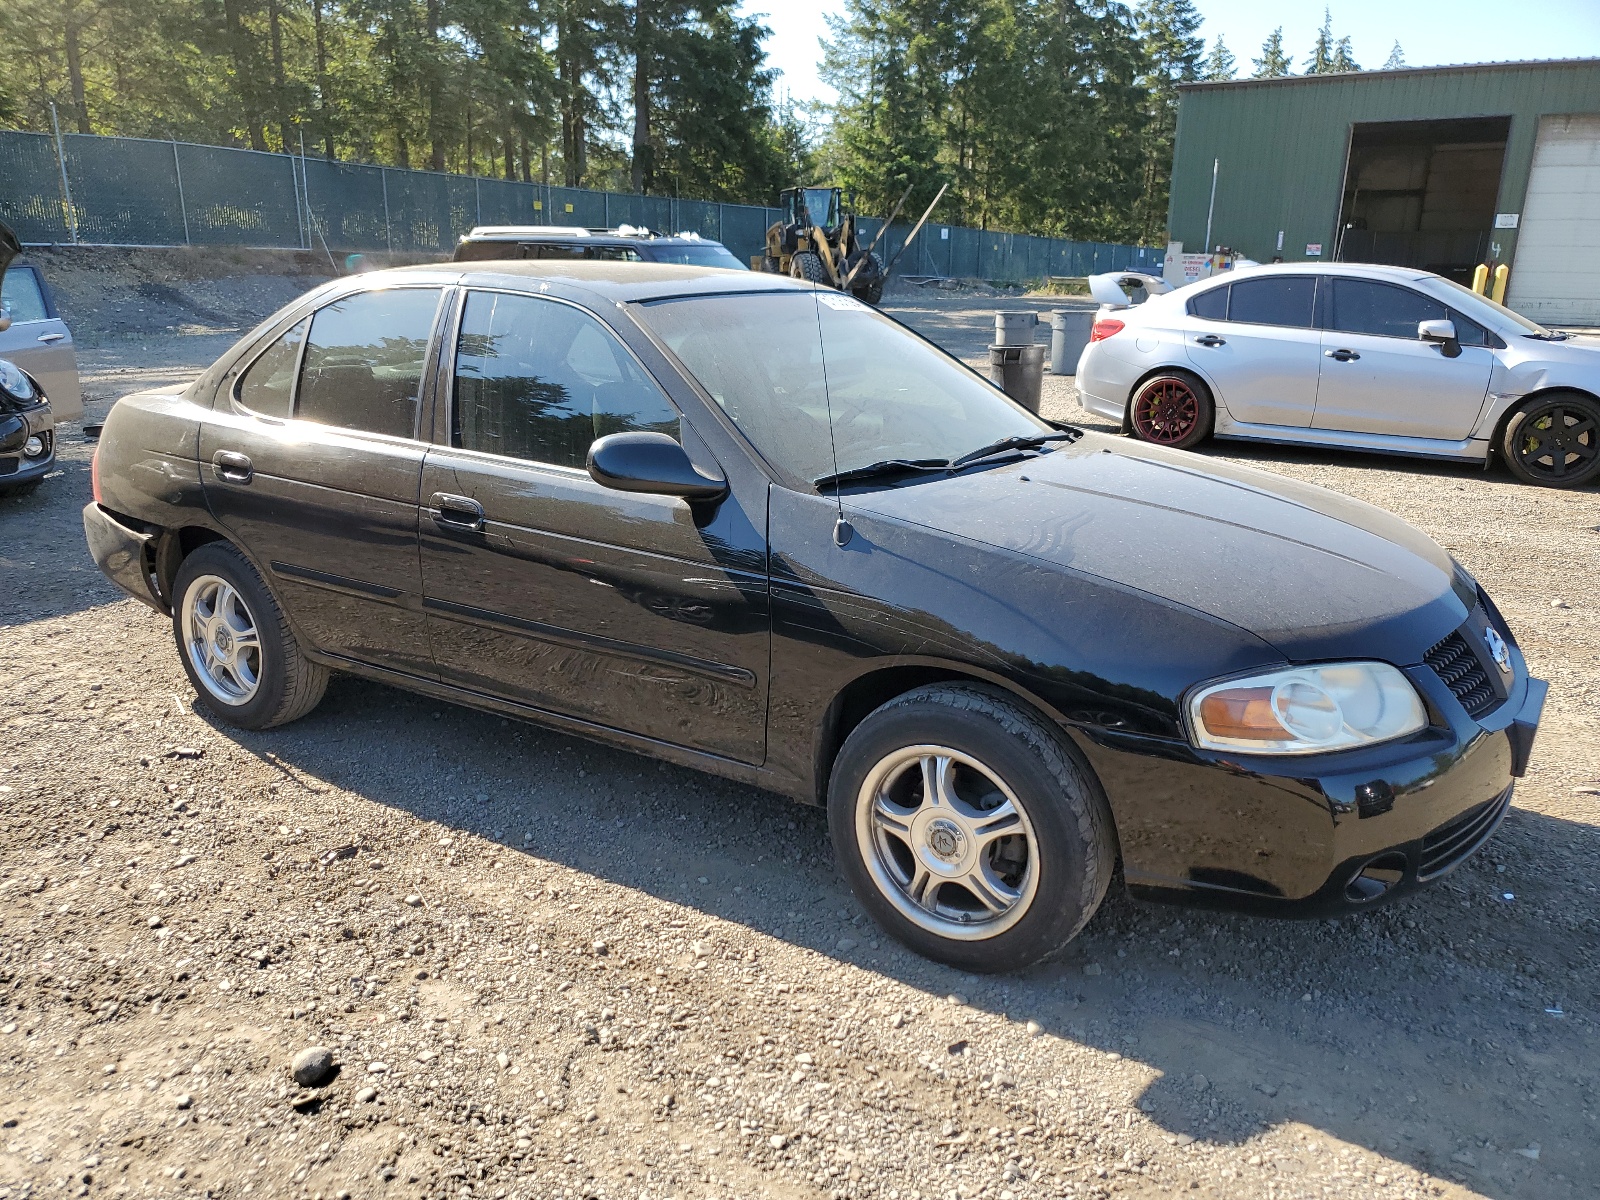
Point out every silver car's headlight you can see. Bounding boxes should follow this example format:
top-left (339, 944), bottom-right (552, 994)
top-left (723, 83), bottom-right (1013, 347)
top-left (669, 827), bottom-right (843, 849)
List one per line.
top-left (1188, 662), bottom-right (1427, 755)
top-left (0, 358), bottom-right (35, 403)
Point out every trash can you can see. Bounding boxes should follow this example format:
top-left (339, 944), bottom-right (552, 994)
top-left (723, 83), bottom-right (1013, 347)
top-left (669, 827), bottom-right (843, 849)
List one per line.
top-left (1048, 309), bottom-right (1094, 375)
top-left (993, 310), bottom-right (1038, 347)
top-left (989, 344), bottom-right (1046, 412)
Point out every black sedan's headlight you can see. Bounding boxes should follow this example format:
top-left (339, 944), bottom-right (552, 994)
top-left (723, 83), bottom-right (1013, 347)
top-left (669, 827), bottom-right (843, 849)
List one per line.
top-left (1187, 662), bottom-right (1428, 755)
top-left (0, 357), bottom-right (37, 405)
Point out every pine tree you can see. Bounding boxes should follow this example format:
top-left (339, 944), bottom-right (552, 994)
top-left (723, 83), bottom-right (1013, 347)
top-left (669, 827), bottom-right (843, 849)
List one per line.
top-left (1201, 36), bottom-right (1236, 81)
top-left (1304, 9), bottom-right (1335, 74)
top-left (1251, 27), bottom-right (1291, 78)
top-left (1134, 0), bottom-right (1203, 245)
top-left (1331, 35), bottom-right (1359, 72)
top-left (1383, 41), bottom-right (1405, 70)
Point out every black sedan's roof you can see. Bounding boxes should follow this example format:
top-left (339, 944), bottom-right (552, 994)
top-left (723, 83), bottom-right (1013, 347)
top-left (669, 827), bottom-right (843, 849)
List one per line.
top-left (370, 260), bottom-right (804, 304)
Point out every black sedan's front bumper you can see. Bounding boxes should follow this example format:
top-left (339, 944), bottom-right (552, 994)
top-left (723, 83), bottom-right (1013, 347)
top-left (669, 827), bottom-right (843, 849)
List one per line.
top-left (1094, 647), bottom-right (1546, 918)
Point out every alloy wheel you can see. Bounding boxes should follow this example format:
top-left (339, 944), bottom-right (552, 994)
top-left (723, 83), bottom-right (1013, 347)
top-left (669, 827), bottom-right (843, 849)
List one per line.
top-left (1513, 404), bottom-right (1598, 482)
top-left (854, 745), bottom-right (1040, 941)
top-left (181, 574), bottom-right (263, 705)
top-left (1132, 377), bottom-right (1200, 444)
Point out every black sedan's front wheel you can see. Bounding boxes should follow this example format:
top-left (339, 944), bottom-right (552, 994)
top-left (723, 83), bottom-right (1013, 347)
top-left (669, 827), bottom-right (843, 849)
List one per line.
top-left (828, 684), bottom-right (1116, 972)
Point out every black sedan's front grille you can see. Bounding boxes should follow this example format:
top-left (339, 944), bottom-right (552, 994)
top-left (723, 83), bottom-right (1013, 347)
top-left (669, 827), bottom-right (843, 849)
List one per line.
top-left (1424, 629), bottom-right (1498, 718)
top-left (1418, 787), bottom-right (1511, 879)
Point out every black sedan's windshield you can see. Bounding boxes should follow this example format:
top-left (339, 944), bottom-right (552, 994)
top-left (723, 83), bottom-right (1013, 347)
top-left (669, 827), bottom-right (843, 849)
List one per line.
top-left (636, 291), bottom-right (1047, 490)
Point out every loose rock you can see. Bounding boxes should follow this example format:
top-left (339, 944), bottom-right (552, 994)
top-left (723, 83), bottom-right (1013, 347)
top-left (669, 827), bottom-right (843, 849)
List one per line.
top-left (291, 1047), bottom-right (336, 1088)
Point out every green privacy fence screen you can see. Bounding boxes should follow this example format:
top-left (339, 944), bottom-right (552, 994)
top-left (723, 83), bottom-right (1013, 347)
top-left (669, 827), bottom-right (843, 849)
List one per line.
top-left (0, 129), bottom-right (1160, 280)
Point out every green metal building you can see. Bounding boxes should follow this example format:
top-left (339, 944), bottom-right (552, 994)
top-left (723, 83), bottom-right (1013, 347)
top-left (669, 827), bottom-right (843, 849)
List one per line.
top-left (1167, 58), bottom-right (1600, 323)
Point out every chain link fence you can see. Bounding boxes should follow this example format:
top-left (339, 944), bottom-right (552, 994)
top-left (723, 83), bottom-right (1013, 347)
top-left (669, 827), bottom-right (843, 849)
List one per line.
top-left (0, 129), bottom-right (1160, 281)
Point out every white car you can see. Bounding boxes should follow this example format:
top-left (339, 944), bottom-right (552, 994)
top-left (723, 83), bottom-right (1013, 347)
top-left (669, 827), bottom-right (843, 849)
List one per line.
top-left (1075, 262), bottom-right (1600, 488)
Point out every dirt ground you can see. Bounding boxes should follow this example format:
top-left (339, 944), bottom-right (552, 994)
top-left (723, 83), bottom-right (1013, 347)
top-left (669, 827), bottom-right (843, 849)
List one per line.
top-left (2, 265), bottom-right (1599, 1200)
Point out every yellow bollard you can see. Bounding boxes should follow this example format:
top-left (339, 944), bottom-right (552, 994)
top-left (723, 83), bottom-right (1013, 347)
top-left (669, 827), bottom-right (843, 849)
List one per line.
top-left (1491, 264), bottom-right (1510, 305)
top-left (1471, 264), bottom-right (1489, 295)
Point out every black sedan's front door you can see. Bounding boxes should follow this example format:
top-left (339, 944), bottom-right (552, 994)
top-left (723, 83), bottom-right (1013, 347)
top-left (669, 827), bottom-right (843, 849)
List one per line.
top-left (418, 289), bottom-right (769, 764)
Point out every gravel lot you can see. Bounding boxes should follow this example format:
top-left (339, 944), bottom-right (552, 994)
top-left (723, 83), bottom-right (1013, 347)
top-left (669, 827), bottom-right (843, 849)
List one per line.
top-left (2, 282), bottom-right (1598, 1200)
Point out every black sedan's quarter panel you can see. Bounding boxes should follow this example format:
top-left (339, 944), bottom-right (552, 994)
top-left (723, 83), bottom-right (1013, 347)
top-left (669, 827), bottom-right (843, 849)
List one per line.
top-left (418, 445), bottom-right (771, 764)
top-left (848, 435), bottom-right (1469, 665)
top-left (91, 386), bottom-right (207, 523)
top-left (197, 407), bottom-right (435, 676)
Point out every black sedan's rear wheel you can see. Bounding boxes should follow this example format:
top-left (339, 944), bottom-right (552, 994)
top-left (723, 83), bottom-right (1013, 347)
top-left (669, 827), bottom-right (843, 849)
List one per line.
top-left (1129, 370), bottom-right (1213, 450)
top-left (1501, 392), bottom-right (1600, 487)
top-left (172, 542), bottom-right (329, 729)
top-left (828, 684), bottom-right (1116, 973)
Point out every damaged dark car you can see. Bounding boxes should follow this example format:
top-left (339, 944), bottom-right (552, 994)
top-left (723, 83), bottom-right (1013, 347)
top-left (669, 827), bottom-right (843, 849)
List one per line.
top-left (0, 221), bottom-right (58, 496)
top-left (82, 262), bottom-right (1545, 972)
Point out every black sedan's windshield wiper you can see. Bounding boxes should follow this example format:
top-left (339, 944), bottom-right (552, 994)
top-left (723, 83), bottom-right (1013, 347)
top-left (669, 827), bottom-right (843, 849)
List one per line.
top-left (949, 430), bottom-right (1079, 470)
top-left (814, 457), bottom-right (951, 490)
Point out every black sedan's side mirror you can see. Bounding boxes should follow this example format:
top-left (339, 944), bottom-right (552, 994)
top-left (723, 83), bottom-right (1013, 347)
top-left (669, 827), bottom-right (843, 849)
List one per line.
top-left (587, 431), bottom-right (727, 503)
top-left (1419, 319), bottom-right (1461, 358)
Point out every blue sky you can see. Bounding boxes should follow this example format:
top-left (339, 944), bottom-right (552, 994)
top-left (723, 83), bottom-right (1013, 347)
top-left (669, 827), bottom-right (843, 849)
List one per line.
top-left (742, 0), bottom-right (1600, 107)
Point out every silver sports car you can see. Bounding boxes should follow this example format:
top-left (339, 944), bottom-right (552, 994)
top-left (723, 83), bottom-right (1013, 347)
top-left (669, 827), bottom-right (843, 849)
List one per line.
top-left (1076, 262), bottom-right (1599, 487)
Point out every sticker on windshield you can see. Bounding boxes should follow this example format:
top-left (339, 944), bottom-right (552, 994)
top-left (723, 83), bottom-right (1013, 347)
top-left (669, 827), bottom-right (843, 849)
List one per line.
top-left (817, 293), bottom-right (869, 312)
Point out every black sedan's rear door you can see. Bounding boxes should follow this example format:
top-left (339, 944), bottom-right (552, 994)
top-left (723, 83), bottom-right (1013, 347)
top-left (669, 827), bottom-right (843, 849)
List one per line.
top-left (417, 288), bottom-right (770, 764)
top-left (199, 285), bottom-right (446, 677)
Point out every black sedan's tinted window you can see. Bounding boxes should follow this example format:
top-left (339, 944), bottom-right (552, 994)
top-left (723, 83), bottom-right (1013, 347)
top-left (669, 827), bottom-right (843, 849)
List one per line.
top-left (1227, 277), bottom-right (1316, 328)
top-left (453, 291), bottom-right (678, 467)
top-left (235, 318), bottom-right (307, 418)
top-left (297, 288), bottom-right (441, 437)
top-left (1326, 278), bottom-right (1447, 339)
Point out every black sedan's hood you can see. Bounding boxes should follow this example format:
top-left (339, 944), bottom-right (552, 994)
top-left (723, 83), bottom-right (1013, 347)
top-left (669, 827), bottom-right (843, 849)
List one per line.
top-left (847, 434), bottom-right (1473, 664)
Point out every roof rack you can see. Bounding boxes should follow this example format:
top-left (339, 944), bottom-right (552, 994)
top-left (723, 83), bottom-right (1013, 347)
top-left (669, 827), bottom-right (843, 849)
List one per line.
top-left (463, 225), bottom-right (591, 239)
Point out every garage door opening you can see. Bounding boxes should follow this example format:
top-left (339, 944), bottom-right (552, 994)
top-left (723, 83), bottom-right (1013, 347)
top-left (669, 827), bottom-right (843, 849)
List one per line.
top-left (1335, 117), bottom-right (1510, 282)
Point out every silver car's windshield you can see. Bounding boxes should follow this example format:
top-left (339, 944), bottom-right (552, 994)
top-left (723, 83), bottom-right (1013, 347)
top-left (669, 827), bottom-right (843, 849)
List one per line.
top-left (637, 291), bottom-right (1047, 490)
top-left (1429, 277), bottom-right (1554, 337)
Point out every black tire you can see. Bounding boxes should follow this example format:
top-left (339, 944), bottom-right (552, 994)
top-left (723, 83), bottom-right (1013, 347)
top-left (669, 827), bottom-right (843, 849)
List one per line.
top-left (827, 683), bottom-right (1116, 973)
top-left (790, 251), bottom-right (828, 285)
top-left (1127, 369), bottom-right (1214, 451)
top-left (171, 542), bottom-right (329, 730)
top-left (1500, 391), bottom-right (1600, 488)
top-left (851, 253), bottom-right (886, 306)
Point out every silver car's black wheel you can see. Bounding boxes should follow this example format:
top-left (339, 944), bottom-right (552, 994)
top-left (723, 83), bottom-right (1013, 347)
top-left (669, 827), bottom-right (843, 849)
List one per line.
top-left (829, 683), bottom-right (1116, 973)
top-left (171, 543), bottom-right (329, 730)
top-left (1501, 392), bottom-right (1600, 487)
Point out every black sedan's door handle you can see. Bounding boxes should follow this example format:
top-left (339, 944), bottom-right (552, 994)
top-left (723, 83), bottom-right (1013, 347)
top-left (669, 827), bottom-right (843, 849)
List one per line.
top-left (211, 449), bottom-right (254, 484)
top-left (1325, 348), bottom-right (1361, 362)
top-left (1194, 334), bottom-right (1226, 347)
top-left (429, 492), bottom-right (485, 532)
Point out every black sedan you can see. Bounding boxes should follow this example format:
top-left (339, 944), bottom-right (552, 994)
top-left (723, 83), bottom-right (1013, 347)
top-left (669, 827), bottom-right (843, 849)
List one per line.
top-left (83, 262), bottom-right (1546, 972)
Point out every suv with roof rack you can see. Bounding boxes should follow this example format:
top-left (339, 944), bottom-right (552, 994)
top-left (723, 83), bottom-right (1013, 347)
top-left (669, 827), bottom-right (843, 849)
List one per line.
top-left (453, 225), bottom-right (746, 270)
